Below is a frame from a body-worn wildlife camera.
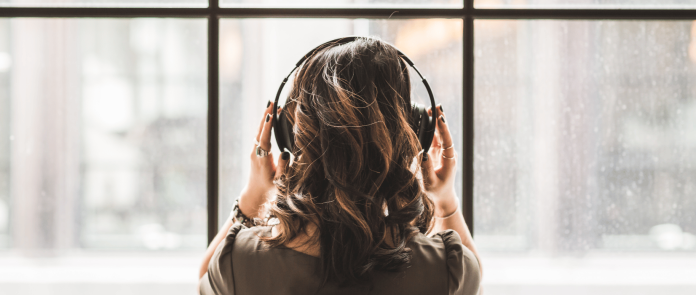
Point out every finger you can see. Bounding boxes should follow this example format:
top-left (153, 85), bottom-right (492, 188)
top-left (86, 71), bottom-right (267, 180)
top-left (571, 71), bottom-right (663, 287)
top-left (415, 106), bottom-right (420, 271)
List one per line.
top-left (259, 112), bottom-right (273, 153)
top-left (275, 151), bottom-right (291, 181)
top-left (420, 152), bottom-right (437, 188)
top-left (437, 111), bottom-right (455, 162)
top-left (426, 108), bottom-right (442, 165)
top-left (431, 133), bottom-right (443, 168)
top-left (255, 101), bottom-right (274, 143)
top-left (434, 104), bottom-right (445, 141)
top-left (432, 121), bottom-right (443, 155)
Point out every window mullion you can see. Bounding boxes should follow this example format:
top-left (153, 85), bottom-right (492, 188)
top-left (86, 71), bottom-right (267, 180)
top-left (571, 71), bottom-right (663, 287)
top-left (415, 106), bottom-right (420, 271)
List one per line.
top-left (207, 14), bottom-right (220, 245)
top-left (463, 15), bottom-right (475, 236)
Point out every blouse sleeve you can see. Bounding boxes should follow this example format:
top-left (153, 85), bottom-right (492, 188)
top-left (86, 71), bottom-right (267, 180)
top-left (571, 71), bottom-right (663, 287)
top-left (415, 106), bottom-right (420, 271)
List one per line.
top-left (436, 229), bottom-right (482, 295)
top-left (199, 223), bottom-right (246, 295)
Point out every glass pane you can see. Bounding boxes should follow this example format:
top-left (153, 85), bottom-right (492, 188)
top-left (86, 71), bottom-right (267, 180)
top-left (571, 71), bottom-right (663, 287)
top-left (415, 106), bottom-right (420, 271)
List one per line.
top-left (0, 0), bottom-right (206, 8)
top-left (221, 0), bottom-right (461, 8)
top-left (475, 20), bottom-right (696, 294)
top-left (0, 18), bottom-right (207, 294)
top-left (0, 21), bottom-right (8, 249)
top-left (476, 0), bottom-right (696, 9)
top-left (219, 18), bottom-right (463, 225)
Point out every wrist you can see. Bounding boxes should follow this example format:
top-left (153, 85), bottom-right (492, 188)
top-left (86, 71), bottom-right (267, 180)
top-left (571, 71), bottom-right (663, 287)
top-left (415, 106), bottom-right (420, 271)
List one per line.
top-left (433, 191), bottom-right (459, 217)
top-left (238, 188), bottom-right (268, 219)
top-left (231, 199), bottom-right (262, 227)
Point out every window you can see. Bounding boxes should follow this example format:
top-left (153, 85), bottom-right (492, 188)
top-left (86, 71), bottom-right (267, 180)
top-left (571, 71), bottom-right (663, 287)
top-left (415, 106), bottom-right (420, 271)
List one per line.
top-left (474, 20), bottom-right (696, 294)
top-left (1, 1), bottom-right (695, 295)
top-left (3, 17), bottom-right (207, 250)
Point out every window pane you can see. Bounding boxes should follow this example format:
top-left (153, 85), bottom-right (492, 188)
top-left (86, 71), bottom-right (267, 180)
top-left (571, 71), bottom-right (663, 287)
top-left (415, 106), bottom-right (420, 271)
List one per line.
top-left (0, 0), bottom-right (206, 8)
top-left (221, 0), bottom-right (461, 8)
top-left (476, 0), bottom-right (696, 9)
top-left (0, 18), bottom-right (206, 295)
top-left (0, 21), bottom-right (8, 249)
top-left (475, 20), bottom-right (696, 294)
top-left (219, 18), bottom-right (463, 225)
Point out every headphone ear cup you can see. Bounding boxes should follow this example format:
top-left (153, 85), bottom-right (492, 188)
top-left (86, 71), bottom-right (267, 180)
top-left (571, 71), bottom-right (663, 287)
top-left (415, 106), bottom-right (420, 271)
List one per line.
top-left (410, 102), bottom-right (421, 139)
top-left (418, 105), bottom-right (433, 153)
top-left (422, 109), bottom-right (435, 153)
top-left (273, 107), bottom-right (295, 153)
top-left (411, 103), bottom-right (433, 152)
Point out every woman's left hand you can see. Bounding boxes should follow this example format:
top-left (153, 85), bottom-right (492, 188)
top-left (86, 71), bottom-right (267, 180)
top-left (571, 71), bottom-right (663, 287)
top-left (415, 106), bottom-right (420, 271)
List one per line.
top-left (238, 101), bottom-right (290, 219)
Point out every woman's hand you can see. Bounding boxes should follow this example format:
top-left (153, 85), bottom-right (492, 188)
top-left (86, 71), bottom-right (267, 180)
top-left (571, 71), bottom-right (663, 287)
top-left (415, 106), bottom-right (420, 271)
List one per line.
top-left (238, 101), bottom-right (290, 219)
top-left (420, 105), bottom-right (482, 275)
top-left (420, 105), bottom-right (459, 217)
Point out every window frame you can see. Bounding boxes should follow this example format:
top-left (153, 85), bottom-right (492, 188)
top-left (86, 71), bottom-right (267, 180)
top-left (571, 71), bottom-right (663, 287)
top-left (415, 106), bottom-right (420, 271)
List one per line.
top-left (2, 0), bottom-right (694, 245)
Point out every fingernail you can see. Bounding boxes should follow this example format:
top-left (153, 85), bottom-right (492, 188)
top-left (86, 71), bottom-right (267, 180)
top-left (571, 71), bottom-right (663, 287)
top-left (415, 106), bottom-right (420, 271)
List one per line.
top-left (281, 152), bottom-right (290, 161)
top-left (266, 100), bottom-right (271, 108)
top-left (439, 105), bottom-right (444, 112)
top-left (439, 115), bottom-right (445, 123)
top-left (266, 114), bottom-right (271, 122)
top-left (423, 154), bottom-right (429, 161)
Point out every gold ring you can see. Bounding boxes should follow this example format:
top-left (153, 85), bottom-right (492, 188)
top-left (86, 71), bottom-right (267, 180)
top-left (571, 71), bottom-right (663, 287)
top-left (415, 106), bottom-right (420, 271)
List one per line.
top-left (442, 153), bottom-right (455, 160)
top-left (441, 145), bottom-right (454, 151)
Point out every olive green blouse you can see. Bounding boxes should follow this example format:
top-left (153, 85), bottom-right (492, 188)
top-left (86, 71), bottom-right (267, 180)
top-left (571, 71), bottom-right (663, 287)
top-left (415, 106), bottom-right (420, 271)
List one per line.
top-left (199, 223), bottom-right (481, 295)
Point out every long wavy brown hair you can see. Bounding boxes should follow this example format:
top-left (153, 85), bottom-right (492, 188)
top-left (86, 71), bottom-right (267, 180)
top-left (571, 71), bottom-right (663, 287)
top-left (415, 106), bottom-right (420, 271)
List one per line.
top-left (263, 37), bottom-right (434, 285)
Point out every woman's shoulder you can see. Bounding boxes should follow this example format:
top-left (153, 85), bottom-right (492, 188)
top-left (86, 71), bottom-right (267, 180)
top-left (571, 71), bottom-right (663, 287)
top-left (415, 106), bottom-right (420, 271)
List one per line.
top-left (230, 224), bottom-right (273, 254)
top-left (236, 224), bottom-right (272, 238)
top-left (408, 230), bottom-right (481, 295)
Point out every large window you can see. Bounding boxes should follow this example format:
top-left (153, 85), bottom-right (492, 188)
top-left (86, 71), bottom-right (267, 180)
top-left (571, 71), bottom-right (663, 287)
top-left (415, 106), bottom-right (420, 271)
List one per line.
top-left (1, 1), bottom-right (695, 295)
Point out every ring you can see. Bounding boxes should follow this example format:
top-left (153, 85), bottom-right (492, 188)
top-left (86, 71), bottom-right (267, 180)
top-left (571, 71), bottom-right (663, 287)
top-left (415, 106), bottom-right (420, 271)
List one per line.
top-left (254, 139), bottom-right (270, 157)
top-left (442, 153), bottom-right (455, 160)
top-left (441, 144), bottom-right (454, 151)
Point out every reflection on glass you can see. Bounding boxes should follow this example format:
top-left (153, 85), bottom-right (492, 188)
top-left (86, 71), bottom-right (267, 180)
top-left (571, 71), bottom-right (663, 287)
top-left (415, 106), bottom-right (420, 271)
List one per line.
top-left (1, 18), bottom-right (208, 248)
top-left (475, 20), bottom-right (696, 294)
top-left (0, 0), bottom-right (206, 7)
top-left (476, 0), bottom-right (696, 9)
top-left (221, 0), bottom-right (461, 8)
top-left (219, 19), bottom-right (463, 225)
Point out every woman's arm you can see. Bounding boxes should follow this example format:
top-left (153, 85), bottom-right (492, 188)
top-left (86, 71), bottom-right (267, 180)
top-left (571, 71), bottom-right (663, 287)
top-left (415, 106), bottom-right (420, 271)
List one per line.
top-left (197, 189), bottom-right (272, 279)
top-left (198, 100), bottom-right (289, 285)
top-left (421, 105), bottom-right (482, 275)
top-left (198, 218), bottom-right (234, 279)
top-left (428, 194), bottom-right (481, 274)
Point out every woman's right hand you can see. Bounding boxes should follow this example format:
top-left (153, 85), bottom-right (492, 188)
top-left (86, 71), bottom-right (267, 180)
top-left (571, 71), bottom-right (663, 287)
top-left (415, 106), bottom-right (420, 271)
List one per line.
top-left (421, 105), bottom-right (459, 217)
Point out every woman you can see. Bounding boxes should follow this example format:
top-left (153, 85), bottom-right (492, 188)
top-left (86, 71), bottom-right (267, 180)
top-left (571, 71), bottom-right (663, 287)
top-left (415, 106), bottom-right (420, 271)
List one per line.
top-left (199, 37), bottom-right (481, 294)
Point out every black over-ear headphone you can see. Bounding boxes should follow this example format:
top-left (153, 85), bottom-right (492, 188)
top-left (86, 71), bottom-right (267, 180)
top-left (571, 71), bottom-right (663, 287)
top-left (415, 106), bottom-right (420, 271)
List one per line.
top-left (272, 36), bottom-right (439, 155)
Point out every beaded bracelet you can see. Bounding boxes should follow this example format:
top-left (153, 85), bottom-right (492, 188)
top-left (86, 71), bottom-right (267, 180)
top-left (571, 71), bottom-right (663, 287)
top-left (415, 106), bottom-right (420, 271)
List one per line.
top-left (231, 199), bottom-right (264, 227)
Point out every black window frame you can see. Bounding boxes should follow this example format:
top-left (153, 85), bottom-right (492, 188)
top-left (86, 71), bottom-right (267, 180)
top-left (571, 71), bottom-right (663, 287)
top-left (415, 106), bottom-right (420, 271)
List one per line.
top-left (3, 0), bottom-right (695, 245)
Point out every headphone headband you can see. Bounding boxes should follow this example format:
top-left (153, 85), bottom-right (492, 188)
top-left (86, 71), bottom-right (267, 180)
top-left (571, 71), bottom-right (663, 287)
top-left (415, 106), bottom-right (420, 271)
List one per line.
top-left (272, 36), bottom-right (439, 154)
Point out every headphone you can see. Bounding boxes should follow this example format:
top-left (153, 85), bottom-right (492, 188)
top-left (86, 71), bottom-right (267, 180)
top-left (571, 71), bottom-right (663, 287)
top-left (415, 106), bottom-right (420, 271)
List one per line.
top-left (272, 36), bottom-right (439, 155)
